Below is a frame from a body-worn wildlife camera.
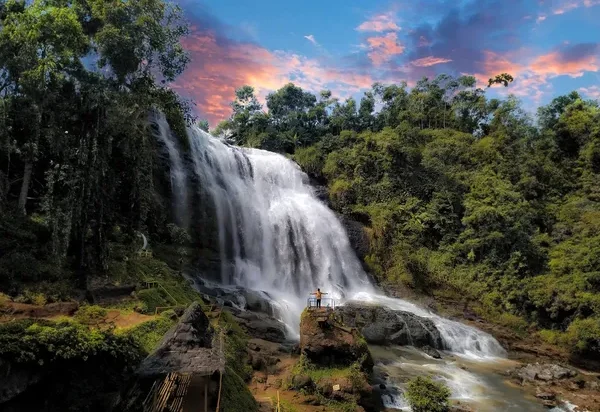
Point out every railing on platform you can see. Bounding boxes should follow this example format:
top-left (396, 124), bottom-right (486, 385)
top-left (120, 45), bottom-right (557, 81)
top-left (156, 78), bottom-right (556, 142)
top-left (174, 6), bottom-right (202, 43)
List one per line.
top-left (306, 297), bottom-right (336, 309)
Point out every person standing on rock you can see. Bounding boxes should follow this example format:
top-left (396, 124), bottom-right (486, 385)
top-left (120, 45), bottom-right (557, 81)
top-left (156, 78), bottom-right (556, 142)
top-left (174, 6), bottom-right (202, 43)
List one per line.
top-left (310, 288), bottom-right (328, 308)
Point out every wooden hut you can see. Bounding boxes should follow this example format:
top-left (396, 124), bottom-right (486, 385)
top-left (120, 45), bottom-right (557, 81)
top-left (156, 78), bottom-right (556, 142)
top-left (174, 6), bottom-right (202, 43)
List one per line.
top-left (119, 302), bottom-right (225, 412)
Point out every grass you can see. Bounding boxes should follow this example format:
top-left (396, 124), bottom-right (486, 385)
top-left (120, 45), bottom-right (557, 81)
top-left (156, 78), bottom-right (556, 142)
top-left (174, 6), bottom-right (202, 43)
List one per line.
top-left (118, 316), bottom-right (176, 354)
top-left (270, 397), bottom-right (298, 412)
top-left (220, 366), bottom-right (259, 412)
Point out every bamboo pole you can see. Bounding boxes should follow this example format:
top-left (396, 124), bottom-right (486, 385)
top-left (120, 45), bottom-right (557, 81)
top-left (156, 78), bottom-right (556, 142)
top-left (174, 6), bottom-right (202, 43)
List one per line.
top-left (204, 380), bottom-right (208, 412)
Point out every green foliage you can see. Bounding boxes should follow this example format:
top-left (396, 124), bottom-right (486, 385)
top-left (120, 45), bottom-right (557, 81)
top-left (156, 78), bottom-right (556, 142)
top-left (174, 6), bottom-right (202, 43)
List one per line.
top-left (0, 0), bottom-right (193, 288)
top-left (220, 365), bottom-right (259, 412)
top-left (271, 398), bottom-right (298, 412)
top-left (405, 376), bottom-right (451, 412)
top-left (218, 310), bottom-right (253, 381)
top-left (217, 311), bottom-right (258, 412)
top-left (119, 317), bottom-right (175, 354)
top-left (0, 319), bottom-right (143, 365)
top-left (293, 144), bottom-right (324, 178)
top-left (74, 305), bottom-right (108, 326)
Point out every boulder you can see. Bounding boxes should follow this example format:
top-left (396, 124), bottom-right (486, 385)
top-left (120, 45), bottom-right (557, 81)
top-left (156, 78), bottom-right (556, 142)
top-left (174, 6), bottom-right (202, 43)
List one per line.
top-left (299, 309), bottom-right (373, 372)
top-left (291, 374), bottom-right (314, 390)
top-left (421, 345), bottom-right (442, 359)
top-left (512, 363), bottom-right (577, 383)
top-left (223, 306), bottom-right (287, 343)
top-left (336, 302), bottom-right (445, 349)
top-left (192, 278), bottom-right (279, 317)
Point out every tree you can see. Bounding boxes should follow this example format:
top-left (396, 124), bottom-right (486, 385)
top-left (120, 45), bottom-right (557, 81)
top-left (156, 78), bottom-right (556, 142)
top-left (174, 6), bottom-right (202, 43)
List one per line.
top-left (537, 91), bottom-right (581, 130)
top-left (0, 0), bottom-right (89, 214)
top-left (488, 73), bottom-right (514, 88)
top-left (197, 119), bottom-right (209, 132)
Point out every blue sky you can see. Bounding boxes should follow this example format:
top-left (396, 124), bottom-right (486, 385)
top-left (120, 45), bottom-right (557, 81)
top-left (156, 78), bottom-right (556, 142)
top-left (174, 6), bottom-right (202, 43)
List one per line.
top-left (173, 0), bottom-right (600, 125)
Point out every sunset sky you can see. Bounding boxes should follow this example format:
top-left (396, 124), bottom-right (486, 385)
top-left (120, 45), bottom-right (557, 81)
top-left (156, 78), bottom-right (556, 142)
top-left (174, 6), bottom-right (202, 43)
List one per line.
top-left (173, 0), bottom-right (600, 126)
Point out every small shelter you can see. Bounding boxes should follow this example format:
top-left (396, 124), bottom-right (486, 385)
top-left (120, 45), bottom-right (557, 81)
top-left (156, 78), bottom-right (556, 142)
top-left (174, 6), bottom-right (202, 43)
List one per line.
top-left (119, 302), bottom-right (225, 412)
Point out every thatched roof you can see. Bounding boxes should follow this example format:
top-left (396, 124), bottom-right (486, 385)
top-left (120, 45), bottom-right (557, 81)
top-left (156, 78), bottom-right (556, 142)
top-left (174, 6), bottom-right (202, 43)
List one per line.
top-left (136, 302), bottom-right (225, 378)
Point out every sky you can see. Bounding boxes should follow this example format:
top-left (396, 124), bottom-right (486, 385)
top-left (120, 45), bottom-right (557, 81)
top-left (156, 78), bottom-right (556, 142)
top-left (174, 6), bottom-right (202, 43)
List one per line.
top-left (172, 0), bottom-right (600, 126)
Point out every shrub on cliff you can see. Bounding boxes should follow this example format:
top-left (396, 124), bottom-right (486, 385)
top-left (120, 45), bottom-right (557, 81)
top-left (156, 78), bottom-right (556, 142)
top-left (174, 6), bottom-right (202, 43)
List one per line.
top-left (405, 376), bottom-right (451, 412)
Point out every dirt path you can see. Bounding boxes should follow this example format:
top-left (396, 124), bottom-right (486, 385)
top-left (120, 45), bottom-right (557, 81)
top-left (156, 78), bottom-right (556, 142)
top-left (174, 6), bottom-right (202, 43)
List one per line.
top-left (105, 310), bottom-right (156, 328)
top-left (247, 341), bottom-right (328, 412)
top-left (0, 301), bottom-right (155, 329)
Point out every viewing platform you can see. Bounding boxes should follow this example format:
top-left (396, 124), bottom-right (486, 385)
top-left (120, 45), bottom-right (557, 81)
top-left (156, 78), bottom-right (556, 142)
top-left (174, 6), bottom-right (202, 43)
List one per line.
top-left (306, 297), bottom-right (336, 309)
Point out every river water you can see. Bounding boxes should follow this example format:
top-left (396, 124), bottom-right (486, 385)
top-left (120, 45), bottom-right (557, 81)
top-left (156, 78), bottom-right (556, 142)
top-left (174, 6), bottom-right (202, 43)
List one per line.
top-left (154, 116), bottom-right (578, 411)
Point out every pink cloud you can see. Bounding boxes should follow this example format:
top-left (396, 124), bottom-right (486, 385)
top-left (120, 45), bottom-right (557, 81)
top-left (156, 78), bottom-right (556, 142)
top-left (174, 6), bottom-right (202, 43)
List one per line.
top-left (175, 31), bottom-right (382, 125)
top-left (366, 32), bottom-right (405, 66)
top-left (356, 12), bottom-right (400, 32)
top-left (530, 51), bottom-right (599, 77)
top-left (579, 85), bottom-right (600, 99)
top-left (470, 45), bottom-right (599, 104)
top-left (552, 0), bottom-right (600, 14)
top-left (410, 56), bottom-right (452, 67)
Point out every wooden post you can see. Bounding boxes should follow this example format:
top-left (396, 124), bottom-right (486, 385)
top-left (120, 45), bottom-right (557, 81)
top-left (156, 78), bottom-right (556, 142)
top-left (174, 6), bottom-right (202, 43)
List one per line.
top-left (277, 390), bottom-right (280, 412)
top-left (204, 380), bottom-right (208, 412)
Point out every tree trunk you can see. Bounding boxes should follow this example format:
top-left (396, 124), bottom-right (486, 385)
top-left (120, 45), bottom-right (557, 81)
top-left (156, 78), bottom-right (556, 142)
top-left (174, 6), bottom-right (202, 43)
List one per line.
top-left (18, 161), bottom-right (33, 215)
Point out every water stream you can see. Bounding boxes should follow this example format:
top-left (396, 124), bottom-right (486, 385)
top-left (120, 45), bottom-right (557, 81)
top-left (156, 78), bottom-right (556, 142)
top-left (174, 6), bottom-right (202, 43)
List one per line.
top-left (155, 118), bottom-right (576, 411)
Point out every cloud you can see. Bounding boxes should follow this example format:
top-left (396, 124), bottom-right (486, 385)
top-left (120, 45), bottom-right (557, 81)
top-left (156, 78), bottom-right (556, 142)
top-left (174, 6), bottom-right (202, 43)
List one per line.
top-left (552, 0), bottom-right (600, 14)
top-left (530, 43), bottom-right (600, 77)
top-left (304, 34), bottom-right (319, 46)
top-left (174, 24), bottom-right (384, 125)
top-left (404, 0), bottom-right (534, 77)
top-left (579, 85), bottom-right (600, 99)
top-left (366, 32), bottom-right (405, 66)
top-left (410, 56), bottom-right (453, 67)
top-left (356, 12), bottom-right (400, 32)
top-left (470, 43), bottom-right (599, 103)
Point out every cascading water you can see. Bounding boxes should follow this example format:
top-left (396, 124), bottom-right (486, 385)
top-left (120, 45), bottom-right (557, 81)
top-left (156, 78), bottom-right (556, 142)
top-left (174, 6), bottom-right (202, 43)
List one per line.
top-left (155, 120), bottom-right (580, 411)
top-left (152, 112), bottom-right (190, 228)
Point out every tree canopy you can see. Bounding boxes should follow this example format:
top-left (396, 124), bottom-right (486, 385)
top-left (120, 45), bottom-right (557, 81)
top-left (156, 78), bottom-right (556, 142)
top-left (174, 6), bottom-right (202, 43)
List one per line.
top-left (215, 74), bottom-right (600, 359)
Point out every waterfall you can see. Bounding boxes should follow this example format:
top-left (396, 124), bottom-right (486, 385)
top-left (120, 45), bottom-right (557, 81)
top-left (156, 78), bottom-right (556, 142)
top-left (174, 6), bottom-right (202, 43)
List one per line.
top-left (157, 121), bottom-right (506, 358)
top-left (152, 112), bottom-right (190, 228)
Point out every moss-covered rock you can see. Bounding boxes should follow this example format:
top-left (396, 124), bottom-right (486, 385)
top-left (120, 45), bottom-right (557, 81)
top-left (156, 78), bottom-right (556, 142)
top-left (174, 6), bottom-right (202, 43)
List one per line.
top-left (299, 308), bottom-right (373, 372)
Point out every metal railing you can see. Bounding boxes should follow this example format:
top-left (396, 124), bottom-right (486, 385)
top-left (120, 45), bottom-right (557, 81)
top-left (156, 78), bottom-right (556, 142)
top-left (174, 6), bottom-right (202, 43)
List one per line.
top-left (306, 297), bottom-right (336, 309)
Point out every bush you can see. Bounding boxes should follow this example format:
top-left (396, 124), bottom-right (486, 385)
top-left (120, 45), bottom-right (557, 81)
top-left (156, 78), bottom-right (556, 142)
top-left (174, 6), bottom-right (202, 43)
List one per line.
top-left (405, 376), bottom-right (451, 412)
top-left (0, 292), bottom-right (9, 307)
top-left (74, 305), bottom-right (108, 326)
top-left (0, 319), bottom-right (143, 365)
top-left (294, 145), bottom-right (324, 178)
top-left (120, 317), bottom-right (175, 354)
top-left (563, 317), bottom-right (600, 357)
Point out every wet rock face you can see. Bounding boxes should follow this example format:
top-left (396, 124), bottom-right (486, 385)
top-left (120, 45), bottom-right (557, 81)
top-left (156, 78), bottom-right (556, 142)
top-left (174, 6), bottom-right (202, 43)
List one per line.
top-left (336, 303), bottom-right (445, 350)
top-left (339, 216), bottom-right (370, 261)
top-left (191, 277), bottom-right (279, 317)
top-left (299, 309), bottom-right (374, 372)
